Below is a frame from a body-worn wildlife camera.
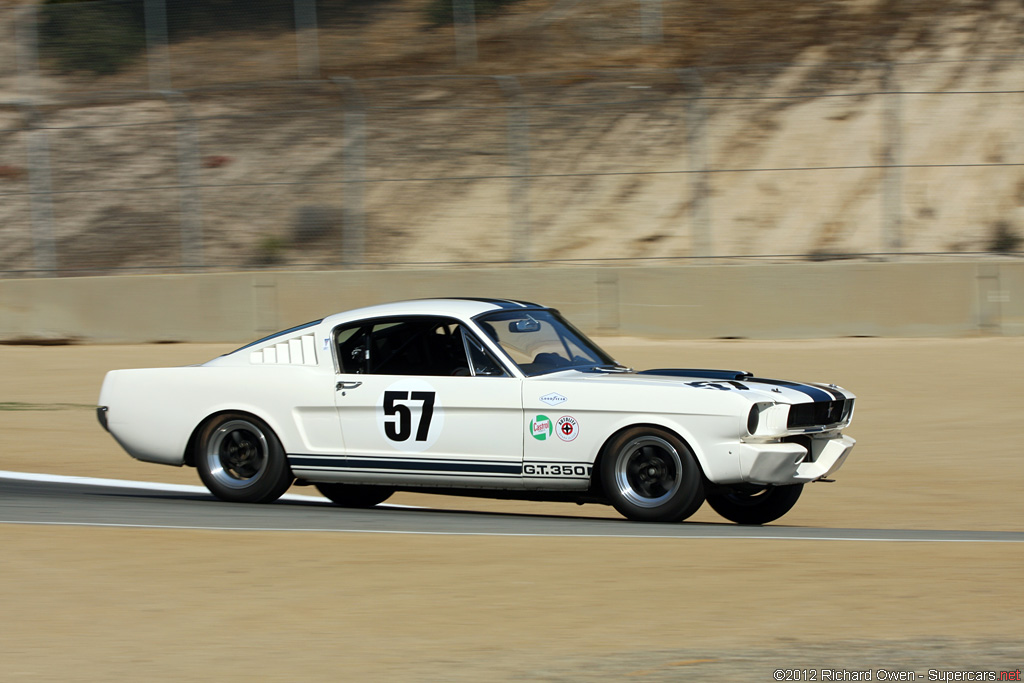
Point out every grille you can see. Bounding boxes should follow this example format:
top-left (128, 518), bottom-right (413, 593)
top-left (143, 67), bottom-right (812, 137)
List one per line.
top-left (788, 399), bottom-right (853, 429)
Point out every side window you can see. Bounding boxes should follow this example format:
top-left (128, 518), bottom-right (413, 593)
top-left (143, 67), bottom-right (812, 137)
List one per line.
top-left (460, 328), bottom-right (508, 377)
top-left (335, 317), bottom-right (490, 377)
top-left (368, 321), bottom-right (409, 374)
top-left (335, 325), bottom-right (370, 374)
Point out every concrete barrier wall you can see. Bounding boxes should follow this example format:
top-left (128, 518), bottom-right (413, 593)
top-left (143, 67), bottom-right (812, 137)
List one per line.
top-left (1, 261), bottom-right (1022, 343)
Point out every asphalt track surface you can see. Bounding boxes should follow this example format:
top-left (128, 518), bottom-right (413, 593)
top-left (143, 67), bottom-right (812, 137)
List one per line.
top-left (3, 472), bottom-right (1023, 542)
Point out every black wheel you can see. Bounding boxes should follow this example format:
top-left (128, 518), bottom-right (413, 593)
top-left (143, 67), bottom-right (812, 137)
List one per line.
top-left (314, 483), bottom-right (394, 508)
top-left (195, 413), bottom-right (293, 503)
top-left (600, 427), bottom-right (704, 523)
top-left (706, 483), bottom-right (803, 525)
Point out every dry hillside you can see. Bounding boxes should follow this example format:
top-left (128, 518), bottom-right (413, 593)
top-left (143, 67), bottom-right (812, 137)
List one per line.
top-left (0, 0), bottom-right (1023, 273)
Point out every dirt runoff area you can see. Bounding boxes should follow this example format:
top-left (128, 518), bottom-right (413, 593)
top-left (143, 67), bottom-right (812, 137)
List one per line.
top-left (2, 337), bottom-right (1023, 680)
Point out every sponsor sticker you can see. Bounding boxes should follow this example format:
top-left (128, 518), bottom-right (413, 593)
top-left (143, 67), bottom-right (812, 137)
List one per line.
top-left (556, 415), bottom-right (579, 442)
top-left (540, 392), bottom-right (567, 406)
top-left (524, 463), bottom-right (592, 477)
top-left (530, 415), bottom-right (553, 441)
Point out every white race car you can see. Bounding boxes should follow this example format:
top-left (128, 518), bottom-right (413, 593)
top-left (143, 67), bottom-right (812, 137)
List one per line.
top-left (98, 298), bottom-right (855, 524)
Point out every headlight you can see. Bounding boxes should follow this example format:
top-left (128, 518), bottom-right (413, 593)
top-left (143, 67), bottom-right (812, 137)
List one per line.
top-left (746, 402), bottom-right (776, 436)
top-left (746, 402), bottom-right (789, 437)
top-left (747, 404), bottom-right (761, 435)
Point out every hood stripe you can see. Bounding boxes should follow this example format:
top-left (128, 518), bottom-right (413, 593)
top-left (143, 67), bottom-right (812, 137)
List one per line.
top-left (637, 369), bottom-right (846, 404)
top-left (804, 381), bottom-right (849, 401)
top-left (748, 378), bottom-right (837, 403)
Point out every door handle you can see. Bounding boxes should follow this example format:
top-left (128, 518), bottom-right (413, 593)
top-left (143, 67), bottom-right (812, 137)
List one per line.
top-left (337, 381), bottom-right (363, 391)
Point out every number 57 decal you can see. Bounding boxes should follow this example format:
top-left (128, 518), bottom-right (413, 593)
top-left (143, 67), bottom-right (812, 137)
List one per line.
top-left (383, 390), bottom-right (436, 442)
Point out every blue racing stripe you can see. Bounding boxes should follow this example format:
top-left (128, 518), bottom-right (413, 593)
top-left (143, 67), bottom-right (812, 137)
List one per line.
top-left (748, 378), bottom-right (835, 403)
top-left (804, 381), bottom-right (848, 401)
top-left (347, 458), bottom-right (521, 475)
top-left (289, 455), bottom-right (522, 475)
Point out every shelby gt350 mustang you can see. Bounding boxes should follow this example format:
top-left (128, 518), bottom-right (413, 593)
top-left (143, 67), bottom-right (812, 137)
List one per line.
top-left (97, 298), bottom-right (855, 524)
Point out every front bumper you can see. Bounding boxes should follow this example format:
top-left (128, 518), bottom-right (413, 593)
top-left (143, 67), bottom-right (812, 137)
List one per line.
top-left (736, 434), bottom-right (855, 485)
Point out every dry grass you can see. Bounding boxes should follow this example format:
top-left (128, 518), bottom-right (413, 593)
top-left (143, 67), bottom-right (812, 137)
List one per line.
top-left (1, 1), bottom-right (1023, 273)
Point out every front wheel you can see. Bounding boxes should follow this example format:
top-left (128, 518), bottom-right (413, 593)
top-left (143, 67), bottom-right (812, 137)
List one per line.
top-left (314, 483), bottom-right (394, 508)
top-left (706, 483), bottom-right (803, 525)
top-left (600, 427), bottom-right (704, 523)
top-left (195, 413), bottom-right (293, 503)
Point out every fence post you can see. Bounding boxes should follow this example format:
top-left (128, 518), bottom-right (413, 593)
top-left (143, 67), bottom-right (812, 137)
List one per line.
top-left (882, 62), bottom-right (903, 256)
top-left (294, 0), bottom-right (320, 78)
top-left (640, 0), bottom-right (663, 44)
top-left (333, 77), bottom-right (367, 267)
top-left (495, 75), bottom-right (531, 262)
top-left (161, 91), bottom-right (203, 269)
top-left (680, 68), bottom-right (711, 258)
top-left (144, 0), bottom-right (171, 91)
top-left (19, 103), bottom-right (57, 274)
top-left (452, 0), bottom-right (478, 65)
top-left (14, 4), bottom-right (40, 99)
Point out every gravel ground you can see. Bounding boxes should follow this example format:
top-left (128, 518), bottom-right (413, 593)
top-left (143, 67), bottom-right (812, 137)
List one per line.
top-left (2, 337), bottom-right (1023, 680)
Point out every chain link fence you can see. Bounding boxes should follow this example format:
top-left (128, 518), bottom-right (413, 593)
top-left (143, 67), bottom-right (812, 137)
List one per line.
top-left (1, 2), bottom-right (1023, 276)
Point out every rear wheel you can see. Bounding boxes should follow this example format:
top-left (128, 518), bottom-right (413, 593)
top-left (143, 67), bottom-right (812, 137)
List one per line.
top-left (706, 483), bottom-right (803, 525)
top-left (195, 413), bottom-right (293, 503)
top-left (314, 483), bottom-right (394, 508)
top-left (600, 427), bottom-right (704, 523)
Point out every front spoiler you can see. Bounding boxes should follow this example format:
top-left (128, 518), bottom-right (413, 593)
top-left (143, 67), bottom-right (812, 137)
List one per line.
top-left (735, 434), bottom-right (856, 485)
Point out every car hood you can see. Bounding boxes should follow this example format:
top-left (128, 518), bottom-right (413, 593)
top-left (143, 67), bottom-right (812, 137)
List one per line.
top-left (534, 368), bottom-right (854, 405)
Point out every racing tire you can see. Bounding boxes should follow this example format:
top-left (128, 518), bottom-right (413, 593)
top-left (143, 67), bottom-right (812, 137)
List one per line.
top-left (314, 483), bottom-right (394, 508)
top-left (195, 413), bottom-right (293, 504)
top-left (600, 427), bottom-right (705, 523)
top-left (706, 483), bottom-right (803, 525)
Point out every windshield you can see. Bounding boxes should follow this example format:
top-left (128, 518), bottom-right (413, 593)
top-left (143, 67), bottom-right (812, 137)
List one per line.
top-left (475, 309), bottom-right (617, 376)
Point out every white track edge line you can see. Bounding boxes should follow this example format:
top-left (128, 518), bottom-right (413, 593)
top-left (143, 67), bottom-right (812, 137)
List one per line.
top-left (3, 471), bottom-right (1021, 542)
top-left (1, 520), bottom-right (1022, 542)
top-left (0, 470), bottom-right (417, 507)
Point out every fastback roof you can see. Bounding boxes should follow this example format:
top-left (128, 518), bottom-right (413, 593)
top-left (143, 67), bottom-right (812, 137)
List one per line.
top-left (319, 298), bottom-right (544, 328)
